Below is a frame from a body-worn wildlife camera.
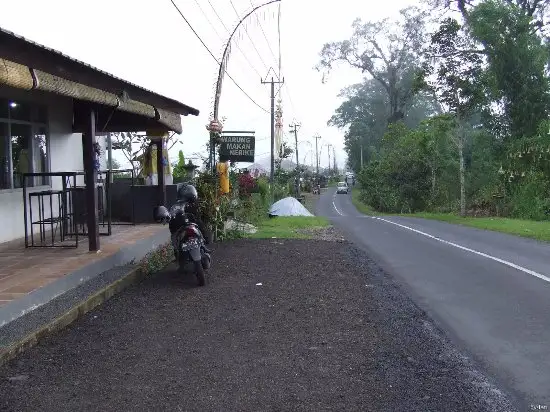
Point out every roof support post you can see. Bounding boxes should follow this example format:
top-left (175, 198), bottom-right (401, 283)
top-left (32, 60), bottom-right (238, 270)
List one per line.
top-left (82, 108), bottom-right (100, 251)
top-left (156, 138), bottom-right (166, 207)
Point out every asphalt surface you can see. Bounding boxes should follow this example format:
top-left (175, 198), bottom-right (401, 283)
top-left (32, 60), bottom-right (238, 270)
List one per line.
top-left (0, 238), bottom-right (516, 411)
top-left (320, 188), bottom-right (550, 409)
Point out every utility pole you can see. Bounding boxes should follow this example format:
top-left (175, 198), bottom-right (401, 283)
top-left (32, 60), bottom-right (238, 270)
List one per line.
top-left (314, 134), bottom-right (321, 177)
top-left (261, 75), bottom-right (284, 184)
top-left (333, 146), bottom-right (337, 175)
top-left (327, 144), bottom-right (332, 176)
top-left (289, 121), bottom-right (301, 197)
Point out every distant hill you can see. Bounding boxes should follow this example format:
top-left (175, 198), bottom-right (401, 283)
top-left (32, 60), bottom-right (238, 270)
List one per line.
top-left (244, 155), bottom-right (326, 174)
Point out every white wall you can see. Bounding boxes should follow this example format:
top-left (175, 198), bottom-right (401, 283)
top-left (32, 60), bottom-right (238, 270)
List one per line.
top-left (0, 87), bottom-right (83, 244)
top-left (48, 95), bottom-right (84, 188)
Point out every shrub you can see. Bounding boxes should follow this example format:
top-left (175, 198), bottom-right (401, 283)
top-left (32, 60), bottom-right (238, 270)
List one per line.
top-left (140, 243), bottom-right (174, 276)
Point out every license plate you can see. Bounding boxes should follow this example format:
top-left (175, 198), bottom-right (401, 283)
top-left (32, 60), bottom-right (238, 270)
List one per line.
top-left (181, 238), bottom-right (200, 252)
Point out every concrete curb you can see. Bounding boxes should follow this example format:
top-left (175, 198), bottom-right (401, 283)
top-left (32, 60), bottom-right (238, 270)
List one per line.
top-left (0, 266), bottom-right (146, 366)
top-left (0, 229), bottom-right (167, 328)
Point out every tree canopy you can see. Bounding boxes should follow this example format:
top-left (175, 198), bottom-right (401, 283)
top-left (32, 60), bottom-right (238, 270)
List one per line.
top-left (322, 0), bottom-right (550, 219)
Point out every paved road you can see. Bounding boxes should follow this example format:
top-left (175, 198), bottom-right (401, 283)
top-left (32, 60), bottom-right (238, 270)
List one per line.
top-left (0, 240), bottom-right (516, 411)
top-left (318, 188), bottom-right (550, 408)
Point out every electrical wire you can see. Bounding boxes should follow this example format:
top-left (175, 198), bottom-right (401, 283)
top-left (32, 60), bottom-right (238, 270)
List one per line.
top-left (229, 0), bottom-right (269, 72)
top-left (191, 0), bottom-right (224, 41)
top-left (249, 0), bottom-right (279, 67)
top-left (169, 0), bottom-right (269, 114)
top-left (277, 3), bottom-right (281, 83)
top-left (206, 0), bottom-right (264, 79)
top-left (273, 3), bottom-right (283, 98)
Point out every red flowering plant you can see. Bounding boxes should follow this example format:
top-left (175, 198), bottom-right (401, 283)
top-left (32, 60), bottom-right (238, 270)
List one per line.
top-left (139, 243), bottom-right (174, 276)
top-left (238, 170), bottom-right (256, 198)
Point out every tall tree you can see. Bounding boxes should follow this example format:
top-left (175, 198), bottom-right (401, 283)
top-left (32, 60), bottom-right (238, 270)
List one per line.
top-left (419, 18), bottom-right (485, 216)
top-left (317, 7), bottom-right (427, 124)
top-left (468, 0), bottom-right (550, 139)
top-left (330, 77), bottom-right (441, 172)
top-left (433, 0), bottom-right (549, 30)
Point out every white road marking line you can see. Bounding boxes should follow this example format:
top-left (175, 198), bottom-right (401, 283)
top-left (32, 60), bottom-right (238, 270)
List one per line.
top-left (371, 216), bottom-right (550, 284)
top-left (332, 193), bottom-right (344, 216)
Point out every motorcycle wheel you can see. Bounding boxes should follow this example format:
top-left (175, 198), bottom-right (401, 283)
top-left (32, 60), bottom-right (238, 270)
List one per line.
top-left (177, 253), bottom-right (187, 274)
top-left (194, 260), bottom-right (206, 286)
top-left (201, 253), bottom-right (211, 270)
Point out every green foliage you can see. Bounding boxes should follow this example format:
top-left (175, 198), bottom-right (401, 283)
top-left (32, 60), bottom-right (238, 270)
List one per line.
top-left (195, 172), bottom-right (227, 239)
top-left (139, 243), bottom-right (174, 276)
top-left (468, 0), bottom-right (550, 138)
top-left (508, 172), bottom-right (550, 220)
top-left (256, 177), bottom-right (269, 203)
top-left (172, 151), bottom-right (186, 183)
top-left (318, 6), bottom-right (427, 124)
top-left (249, 216), bottom-right (330, 239)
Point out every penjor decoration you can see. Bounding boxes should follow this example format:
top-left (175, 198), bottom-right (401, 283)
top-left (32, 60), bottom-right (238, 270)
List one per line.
top-left (275, 98), bottom-right (283, 159)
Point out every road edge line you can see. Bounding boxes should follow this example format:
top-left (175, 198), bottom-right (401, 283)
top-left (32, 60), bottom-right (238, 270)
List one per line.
top-left (0, 266), bottom-right (146, 366)
top-left (372, 216), bottom-right (550, 284)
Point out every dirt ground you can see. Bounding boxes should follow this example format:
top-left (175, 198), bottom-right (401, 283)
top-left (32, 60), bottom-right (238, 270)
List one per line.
top-left (0, 239), bottom-right (515, 412)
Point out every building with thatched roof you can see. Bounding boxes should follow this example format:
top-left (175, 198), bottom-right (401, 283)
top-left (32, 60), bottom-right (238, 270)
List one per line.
top-left (0, 27), bottom-right (199, 250)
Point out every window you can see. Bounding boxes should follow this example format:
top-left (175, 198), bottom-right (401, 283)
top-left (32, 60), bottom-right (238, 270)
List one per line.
top-left (0, 99), bottom-right (49, 189)
top-left (33, 128), bottom-right (48, 186)
top-left (0, 123), bottom-right (10, 189)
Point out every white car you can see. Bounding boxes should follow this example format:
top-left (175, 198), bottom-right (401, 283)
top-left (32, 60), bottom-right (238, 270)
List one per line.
top-left (336, 181), bottom-right (349, 194)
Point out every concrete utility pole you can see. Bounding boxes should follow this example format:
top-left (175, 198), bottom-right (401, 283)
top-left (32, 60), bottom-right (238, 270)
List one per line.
top-left (314, 134), bottom-right (321, 176)
top-left (327, 144), bottom-right (332, 175)
top-left (333, 146), bottom-right (337, 174)
top-left (262, 76), bottom-right (284, 184)
top-left (208, 0), bottom-right (281, 176)
top-left (289, 121), bottom-right (301, 197)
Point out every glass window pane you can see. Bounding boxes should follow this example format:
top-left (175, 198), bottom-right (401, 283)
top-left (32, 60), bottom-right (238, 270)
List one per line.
top-left (11, 123), bottom-right (32, 188)
top-left (9, 100), bottom-right (31, 122)
top-left (0, 98), bottom-right (8, 120)
top-left (0, 122), bottom-right (10, 189)
top-left (32, 127), bottom-right (49, 185)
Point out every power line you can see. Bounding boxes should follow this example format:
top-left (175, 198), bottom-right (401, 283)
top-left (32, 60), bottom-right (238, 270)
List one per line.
top-left (169, 0), bottom-right (269, 113)
top-left (274, 3), bottom-right (283, 97)
top-left (206, 0), bottom-right (263, 79)
top-left (269, 4), bottom-right (296, 120)
top-left (249, 0), bottom-right (279, 67)
top-left (277, 4), bottom-right (282, 82)
top-left (229, 0), bottom-right (270, 71)
top-left (191, 0), bottom-right (224, 41)
top-left (206, 0), bottom-right (231, 32)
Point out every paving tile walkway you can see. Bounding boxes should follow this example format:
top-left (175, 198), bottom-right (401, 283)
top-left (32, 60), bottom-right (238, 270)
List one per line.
top-left (0, 225), bottom-right (164, 308)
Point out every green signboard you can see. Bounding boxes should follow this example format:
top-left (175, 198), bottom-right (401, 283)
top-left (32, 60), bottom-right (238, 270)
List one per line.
top-left (219, 134), bottom-right (255, 162)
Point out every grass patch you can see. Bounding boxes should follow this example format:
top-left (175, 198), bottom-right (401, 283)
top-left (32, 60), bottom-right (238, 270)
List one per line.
top-left (350, 188), bottom-right (550, 242)
top-left (405, 212), bottom-right (550, 242)
top-left (351, 188), bottom-right (379, 215)
top-left (249, 216), bottom-right (330, 239)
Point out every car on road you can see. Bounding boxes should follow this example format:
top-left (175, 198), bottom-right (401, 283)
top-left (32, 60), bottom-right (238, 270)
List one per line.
top-left (336, 181), bottom-right (349, 194)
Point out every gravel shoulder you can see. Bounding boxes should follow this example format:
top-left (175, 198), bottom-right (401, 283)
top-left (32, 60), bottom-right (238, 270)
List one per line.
top-left (0, 239), bottom-right (517, 412)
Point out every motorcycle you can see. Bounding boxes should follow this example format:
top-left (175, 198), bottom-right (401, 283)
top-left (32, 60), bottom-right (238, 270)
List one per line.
top-left (154, 201), bottom-right (211, 286)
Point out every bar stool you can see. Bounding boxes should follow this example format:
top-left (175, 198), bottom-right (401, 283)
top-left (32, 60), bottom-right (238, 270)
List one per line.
top-left (29, 190), bottom-right (64, 246)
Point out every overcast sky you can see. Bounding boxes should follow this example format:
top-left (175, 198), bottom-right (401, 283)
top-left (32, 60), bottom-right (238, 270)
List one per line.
top-left (0, 0), bottom-right (413, 169)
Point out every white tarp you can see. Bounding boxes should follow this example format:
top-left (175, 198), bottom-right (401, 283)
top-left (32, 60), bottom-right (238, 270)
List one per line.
top-left (269, 197), bottom-right (313, 217)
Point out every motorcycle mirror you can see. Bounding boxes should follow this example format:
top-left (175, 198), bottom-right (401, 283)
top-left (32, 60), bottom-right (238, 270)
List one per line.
top-left (153, 205), bottom-right (170, 223)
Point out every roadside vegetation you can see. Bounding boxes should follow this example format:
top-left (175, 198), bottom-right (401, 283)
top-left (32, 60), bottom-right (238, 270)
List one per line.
top-left (189, 163), bottom-right (333, 241)
top-left (322, 1), bottom-right (550, 239)
top-left (353, 186), bottom-right (550, 242)
top-left (249, 216), bottom-right (330, 239)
